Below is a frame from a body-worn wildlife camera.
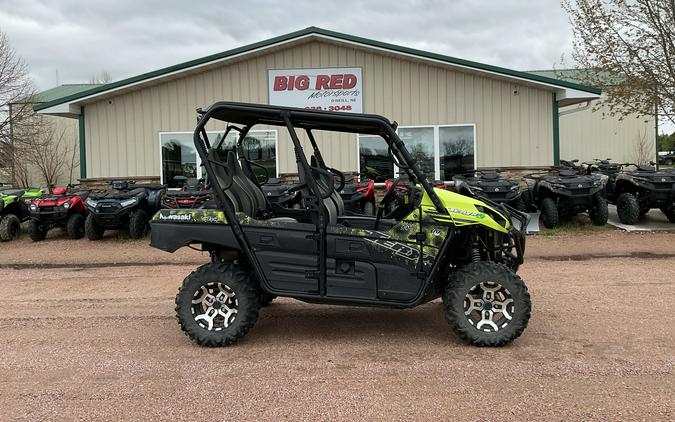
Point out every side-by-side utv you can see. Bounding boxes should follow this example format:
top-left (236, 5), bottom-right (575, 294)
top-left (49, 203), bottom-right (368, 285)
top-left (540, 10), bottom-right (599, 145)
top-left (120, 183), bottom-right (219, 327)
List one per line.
top-left (150, 102), bottom-right (531, 348)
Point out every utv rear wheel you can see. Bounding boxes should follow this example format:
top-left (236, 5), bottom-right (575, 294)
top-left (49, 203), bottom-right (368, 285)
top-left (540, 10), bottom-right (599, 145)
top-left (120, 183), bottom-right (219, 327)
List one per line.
top-left (175, 262), bottom-right (261, 347)
top-left (128, 209), bottom-right (149, 239)
top-left (85, 214), bottom-right (104, 240)
top-left (363, 201), bottom-right (375, 216)
top-left (28, 219), bottom-right (48, 241)
top-left (617, 193), bottom-right (640, 224)
top-left (539, 197), bottom-right (559, 228)
top-left (0, 214), bottom-right (21, 241)
top-left (67, 213), bottom-right (85, 239)
top-left (589, 194), bottom-right (608, 226)
top-left (444, 262), bottom-right (531, 347)
top-left (660, 204), bottom-right (675, 223)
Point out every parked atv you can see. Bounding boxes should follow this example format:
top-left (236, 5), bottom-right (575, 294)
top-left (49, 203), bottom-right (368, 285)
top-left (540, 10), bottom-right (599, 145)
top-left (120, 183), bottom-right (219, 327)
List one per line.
top-left (339, 177), bottom-right (376, 215)
top-left (27, 186), bottom-right (90, 241)
top-left (85, 180), bottom-right (165, 240)
top-left (151, 102), bottom-right (531, 348)
top-left (453, 170), bottom-right (526, 211)
top-left (162, 176), bottom-right (212, 209)
top-left (261, 178), bottom-right (303, 210)
top-left (524, 164), bottom-right (608, 229)
top-left (0, 187), bottom-right (45, 241)
top-left (590, 160), bottom-right (675, 224)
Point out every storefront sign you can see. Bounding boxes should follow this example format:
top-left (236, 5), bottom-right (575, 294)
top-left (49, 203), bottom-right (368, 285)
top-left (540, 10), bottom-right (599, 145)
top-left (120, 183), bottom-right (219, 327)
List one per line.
top-left (268, 67), bottom-right (362, 113)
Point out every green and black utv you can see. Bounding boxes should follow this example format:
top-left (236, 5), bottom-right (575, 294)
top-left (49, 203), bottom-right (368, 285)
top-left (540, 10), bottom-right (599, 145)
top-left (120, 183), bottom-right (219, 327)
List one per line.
top-left (150, 102), bottom-right (532, 347)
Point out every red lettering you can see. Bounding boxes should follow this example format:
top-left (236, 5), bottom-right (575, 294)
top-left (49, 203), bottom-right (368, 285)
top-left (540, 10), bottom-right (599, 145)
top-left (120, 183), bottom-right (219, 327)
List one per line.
top-left (342, 74), bottom-right (357, 89)
top-left (329, 74), bottom-right (343, 89)
top-left (296, 75), bottom-right (309, 90)
top-left (315, 75), bottom-right (330, 90)
top-left (288, 75), bottom-right (295, 91)
top-left (273, 76), bottom-right (287, 91)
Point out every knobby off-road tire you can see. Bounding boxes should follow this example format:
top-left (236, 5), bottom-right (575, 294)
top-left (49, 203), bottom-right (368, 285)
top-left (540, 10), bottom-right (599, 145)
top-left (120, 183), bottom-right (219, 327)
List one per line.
top-left (85, 214), bottom-right (104, 240)
top-left (660, 204), bottom-right (675, 223)
top-left (67, 213), bottom-right (85, 239)
top-left (617, 193), bottom-right (640, 225)
top-left (0, 214), bottom-right (21, 241)
top-left (362, 201), bottom-right (376, 216)
top-left (511, 196), bottom-right (527, 212)
top-left (175, 262), bottom-right (261, 347)
top-left (128, 209), bottom-right (149, 239)
top-left (539, 197), bottom-right (559, 229)
top-left (443, 262), bottom-right (531, 347)
top-left (28, 219), bottom-right (48, 241)
top-left (589, 194), bottom-right (608, 226)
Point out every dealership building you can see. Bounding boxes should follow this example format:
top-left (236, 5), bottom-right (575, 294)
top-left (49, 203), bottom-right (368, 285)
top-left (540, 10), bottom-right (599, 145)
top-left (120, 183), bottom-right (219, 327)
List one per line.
top-left (32, 27), bottom-right (655, 187)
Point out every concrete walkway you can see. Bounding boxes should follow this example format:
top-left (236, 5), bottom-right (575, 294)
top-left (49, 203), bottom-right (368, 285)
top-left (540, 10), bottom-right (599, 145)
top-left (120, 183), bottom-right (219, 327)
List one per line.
top-left (607, 205), bottom-right (674, 231)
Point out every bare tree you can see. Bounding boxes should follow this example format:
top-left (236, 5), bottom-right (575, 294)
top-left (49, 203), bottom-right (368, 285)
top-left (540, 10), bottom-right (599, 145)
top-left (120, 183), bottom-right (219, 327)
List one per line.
top-left (562, 0), bottom-right (675, 125)
top-left (0, 30), bottom-right (36, 186)
top-left (89, 70), bottom-right (112, 84)
top-left (632, 128), bottom-right (655, 164)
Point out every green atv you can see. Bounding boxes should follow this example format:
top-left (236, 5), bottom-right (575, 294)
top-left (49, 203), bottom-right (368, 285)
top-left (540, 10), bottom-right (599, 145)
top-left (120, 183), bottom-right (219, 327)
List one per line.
top-left (0, 187), bottom-right (46, 241)
top-left (150, 102), bottom-right (532, 348)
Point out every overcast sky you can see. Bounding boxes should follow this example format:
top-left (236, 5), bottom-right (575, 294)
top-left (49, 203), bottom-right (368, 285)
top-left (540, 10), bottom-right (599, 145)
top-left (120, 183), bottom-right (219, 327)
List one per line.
top-left (0, 0), bottom-right (576, 90)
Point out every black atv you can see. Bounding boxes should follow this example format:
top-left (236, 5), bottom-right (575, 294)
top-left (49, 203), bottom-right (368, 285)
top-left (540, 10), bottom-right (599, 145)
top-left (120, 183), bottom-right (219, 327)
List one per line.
top-left (524, 161), bottom-right (608, 228)
top-left (150, 102), bottom-right (532, 348)
top-left (162, 176), bottom-right (212, 209)
top-left (260, 178), bottom-right (303, 209)
top-left (453, 170), bottom-right (526, 211)
top-left (589, 160), bottom-right (675, 224)
top-left (85, 180), bottom-right (166, 240)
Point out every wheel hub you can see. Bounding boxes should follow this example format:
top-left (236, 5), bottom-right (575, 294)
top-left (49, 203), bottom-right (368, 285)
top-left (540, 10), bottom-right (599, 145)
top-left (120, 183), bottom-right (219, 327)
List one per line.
top-left (464, 282), bottom-right (514, 333)
top-left (191, 282), bottom-right (238, 331)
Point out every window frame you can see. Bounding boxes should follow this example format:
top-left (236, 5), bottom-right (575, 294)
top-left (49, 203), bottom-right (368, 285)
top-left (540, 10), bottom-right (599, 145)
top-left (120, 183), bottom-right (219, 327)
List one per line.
top-left (158, 129), bottom-right (279, 187)
top-left (356, 123), bottom-right (476, 182)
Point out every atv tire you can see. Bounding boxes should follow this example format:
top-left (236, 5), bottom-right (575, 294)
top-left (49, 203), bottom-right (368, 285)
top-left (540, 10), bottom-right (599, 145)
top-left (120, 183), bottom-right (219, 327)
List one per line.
top-left (128, 209), bottom-right (149, 239)
top-left (175, 262), bottom-right (261, 347)
top-left (539, 197), bottom-right (559, 228)
top-left (85, 214), bottom-right (105, 240)
top-left (617, 193), bottom-right (640, 225)
top-left (67, 213), bottom-right (85, 239)
top-left (660, 204), bottom-right (675, 223)
top-left (511, 196), bottom-right (527, 212)
top-left (28, 219), bottom-right (48, 241)
top-left (589, 194), bottom-right (608, 226)
top-left (363, 201), bottom-right (375, 216)
top-left (443, 262), bottom-right (531, 347)
top-left (0, 214), bottom-right (21, 241)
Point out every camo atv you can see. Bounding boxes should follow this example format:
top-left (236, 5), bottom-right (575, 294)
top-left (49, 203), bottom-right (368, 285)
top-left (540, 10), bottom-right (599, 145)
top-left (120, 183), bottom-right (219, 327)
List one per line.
top-left (0, 188), bottom-right (46, 241)
top-left (151, 102), bottom-right (531, 348)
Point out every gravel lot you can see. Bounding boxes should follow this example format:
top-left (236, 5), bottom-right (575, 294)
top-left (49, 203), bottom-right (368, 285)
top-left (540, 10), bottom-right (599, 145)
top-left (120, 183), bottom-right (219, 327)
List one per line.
top-left (0, 230), bottom-right (673, 420)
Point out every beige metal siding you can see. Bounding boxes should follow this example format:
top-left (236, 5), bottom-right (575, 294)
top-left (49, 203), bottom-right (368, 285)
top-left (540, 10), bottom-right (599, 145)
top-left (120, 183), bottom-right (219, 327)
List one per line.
top-left (83, 40), bottom-right (554, 178)
top-left (559, 100), bottom-right (655, 163)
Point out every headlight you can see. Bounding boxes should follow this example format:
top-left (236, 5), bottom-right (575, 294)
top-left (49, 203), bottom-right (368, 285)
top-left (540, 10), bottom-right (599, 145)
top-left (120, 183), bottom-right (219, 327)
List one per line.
top-left (30, 204), bottom-right (37, 211)
top-left (86, 198), bottom-right (97, 207)
top-left (510, 185), bottom-right (519, 191)
top-left (63, 201), bottom-right (71, 209)
top-left (471, 186), bottom-right (484, 192)
top-left (120, 198), bottom-right (137, 207)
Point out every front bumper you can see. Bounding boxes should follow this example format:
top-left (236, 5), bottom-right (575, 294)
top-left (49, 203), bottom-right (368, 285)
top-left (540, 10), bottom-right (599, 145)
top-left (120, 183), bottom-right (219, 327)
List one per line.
top-left (30, 207), bottom-right (68, 225)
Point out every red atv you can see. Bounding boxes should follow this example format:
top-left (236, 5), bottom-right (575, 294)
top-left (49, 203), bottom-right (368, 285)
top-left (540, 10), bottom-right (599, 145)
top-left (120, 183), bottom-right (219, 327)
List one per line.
top-left (339, 177), bottom-right (376, 215)
top-left (28, 186), bottom-right (90, 241)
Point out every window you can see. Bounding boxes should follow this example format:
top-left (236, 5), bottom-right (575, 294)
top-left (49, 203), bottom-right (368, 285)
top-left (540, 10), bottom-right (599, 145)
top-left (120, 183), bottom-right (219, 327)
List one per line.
top-left (159, 130), bottom-right (277, 187)
top-left (356, 124), bottom-right (475, 182)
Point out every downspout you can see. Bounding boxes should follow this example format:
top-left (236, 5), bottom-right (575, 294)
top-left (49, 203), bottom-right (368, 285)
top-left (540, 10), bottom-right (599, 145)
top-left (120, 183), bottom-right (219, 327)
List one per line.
top-left (552, 93), bottom-right (560, 166)
top-left (78, 106), bottom-right (86, 179)
top-left (654, 88), bottom-right (659, 169)
top-left (8, 103), bottom-right (14, 186)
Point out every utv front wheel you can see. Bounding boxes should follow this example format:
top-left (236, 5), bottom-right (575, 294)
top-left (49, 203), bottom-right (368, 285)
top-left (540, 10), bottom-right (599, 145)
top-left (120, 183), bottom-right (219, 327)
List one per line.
top-left (28, 219), bottom-right (48, 241)
top-left (539, 197), bottom-right (559, 228)
top-left (67, 214), bottom-right (85, 239)
top-left (128, 209), bottom-right (148, 239)
top-left (444, 262), bottom-right (531, 347)
top-left (617, 193), bottom-right (640, 224)
top-left (0, 214), bottom-right (21, 241)
top-left (175, 262), bottom-right (261, 347)
top-left (85, 214), bottom-right (104, 240)
top-left (589, 194), bottom-right (608, 226)
top-left (660, 204), bottom-right (675, 223)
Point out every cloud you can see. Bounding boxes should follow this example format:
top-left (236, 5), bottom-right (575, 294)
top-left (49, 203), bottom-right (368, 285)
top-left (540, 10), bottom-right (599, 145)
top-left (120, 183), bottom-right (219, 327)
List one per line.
top-left (0, 0), bottom-right (574, 90)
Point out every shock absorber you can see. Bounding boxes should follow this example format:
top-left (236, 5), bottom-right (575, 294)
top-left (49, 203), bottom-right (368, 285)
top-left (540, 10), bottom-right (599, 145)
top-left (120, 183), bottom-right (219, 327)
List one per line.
top-left (471, 242), bottom-right (481, 262)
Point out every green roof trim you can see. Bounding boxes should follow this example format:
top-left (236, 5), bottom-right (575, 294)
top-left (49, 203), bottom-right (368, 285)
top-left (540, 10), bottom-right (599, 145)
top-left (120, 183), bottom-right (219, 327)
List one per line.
top-left (34, 27), bottom-right (601, 112)
top-left (34, 84), bottom-right (103, 103)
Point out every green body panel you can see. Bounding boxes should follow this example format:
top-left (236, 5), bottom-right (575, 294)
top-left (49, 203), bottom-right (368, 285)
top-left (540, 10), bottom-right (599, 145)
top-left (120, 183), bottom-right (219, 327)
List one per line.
top-left (1, 188), bottom-right (46, 210)
top-left (420, 188), bottom-right (509, 233)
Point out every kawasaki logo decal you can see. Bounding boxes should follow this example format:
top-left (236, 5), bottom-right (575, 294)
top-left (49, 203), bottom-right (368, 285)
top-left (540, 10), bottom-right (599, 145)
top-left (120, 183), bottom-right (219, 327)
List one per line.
top-left (448, 207), bottom-right (485, 219)
top-left (158, 213), bottom-right (192, 221)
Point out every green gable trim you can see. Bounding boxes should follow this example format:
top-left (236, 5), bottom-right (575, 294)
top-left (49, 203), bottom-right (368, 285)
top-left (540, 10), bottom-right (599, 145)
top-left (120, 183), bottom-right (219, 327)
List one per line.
top-left (33, 27), bottom-right (601, 113)
top-left (34, 84), bottom-right (103, 103)
top-left (79, 107), bottom-right (86, 179)
top-left (552, 93), bottom-right (560, 166)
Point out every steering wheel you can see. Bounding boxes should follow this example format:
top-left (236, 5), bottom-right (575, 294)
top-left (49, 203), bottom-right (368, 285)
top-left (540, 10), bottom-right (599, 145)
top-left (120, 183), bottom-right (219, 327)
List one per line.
top-left (374, 177), bottom-right (401, 230)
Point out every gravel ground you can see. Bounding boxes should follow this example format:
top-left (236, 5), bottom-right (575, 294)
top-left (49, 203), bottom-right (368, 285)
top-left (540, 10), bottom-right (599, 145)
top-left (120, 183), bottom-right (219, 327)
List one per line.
top-left (0, 230), bottom-right (673, 420)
